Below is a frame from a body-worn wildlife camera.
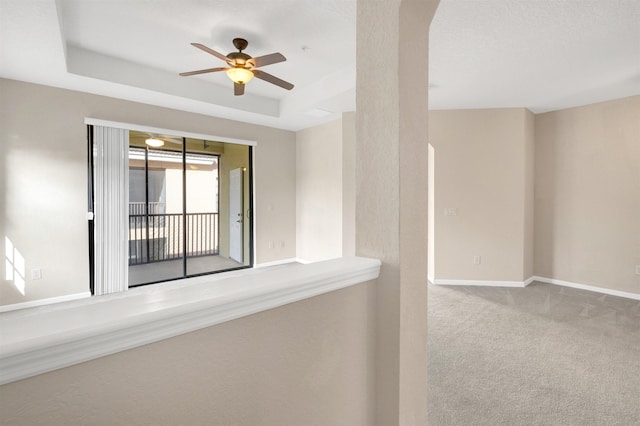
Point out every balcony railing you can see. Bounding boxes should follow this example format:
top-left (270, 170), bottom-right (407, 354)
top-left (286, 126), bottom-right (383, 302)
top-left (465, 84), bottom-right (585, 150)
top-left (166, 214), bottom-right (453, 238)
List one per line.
top-left (128, 212), bottom-right (219, 265)
top-left (129, 202), bottom-right (165, 215)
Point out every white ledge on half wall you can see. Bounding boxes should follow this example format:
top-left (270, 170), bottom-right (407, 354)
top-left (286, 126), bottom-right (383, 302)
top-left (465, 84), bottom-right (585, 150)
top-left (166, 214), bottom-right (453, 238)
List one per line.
top-left (0, 256), bottom-right (381, 385)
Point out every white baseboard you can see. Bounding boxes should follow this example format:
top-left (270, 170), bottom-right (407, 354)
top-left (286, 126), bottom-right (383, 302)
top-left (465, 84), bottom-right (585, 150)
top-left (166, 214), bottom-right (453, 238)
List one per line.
top-left (531, 276), bottom-right (640, 301)
top-left (432, 278), bottom-right (534, 288)
top-left (0, 292), bottom-right (92, 313)
top-left (431, 275), bottom-right (640, 301)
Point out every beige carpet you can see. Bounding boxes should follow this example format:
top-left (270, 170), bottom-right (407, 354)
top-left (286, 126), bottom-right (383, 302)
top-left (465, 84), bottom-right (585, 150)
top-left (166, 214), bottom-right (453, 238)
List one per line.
top-left (427, 281), bottom-right (640, 425)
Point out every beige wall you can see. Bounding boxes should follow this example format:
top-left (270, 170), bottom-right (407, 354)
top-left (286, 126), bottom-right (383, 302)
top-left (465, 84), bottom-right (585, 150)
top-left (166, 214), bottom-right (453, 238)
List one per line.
top-left (342, 112), bottom-right (357, 257)
top-left (523, 109), bottom-right (535, 279)
top-left (429, 108), bottom-right (534, 282)
top-left (429, 98), bottom-right (639, 294)
top-left (0, 282), bottom-right (376, 426)
top-left (428, 143), bottom-right (435, 280)
top-left (295, 113), bottom-right (357, 262)
top-left (535, 96), bottom-right (640, 293)
top-left (295, 119), bottom-right (343, 262)
top-left (0, 78), bottom-right (296, 306)
top-left (357, 1), bottom-right (439, 424)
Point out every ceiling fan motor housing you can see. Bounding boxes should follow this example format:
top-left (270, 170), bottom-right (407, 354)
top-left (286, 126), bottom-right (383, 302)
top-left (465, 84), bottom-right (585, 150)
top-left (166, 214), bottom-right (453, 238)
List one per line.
top-left (227, 51), bottom-right (252, 67)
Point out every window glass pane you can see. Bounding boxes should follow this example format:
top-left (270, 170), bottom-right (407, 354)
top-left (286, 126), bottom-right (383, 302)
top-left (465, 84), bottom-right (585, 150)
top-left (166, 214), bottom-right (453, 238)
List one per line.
top-left (185, 139), bottom-right (251, 275)
top-left (128, 133), bottom-right (184, 285)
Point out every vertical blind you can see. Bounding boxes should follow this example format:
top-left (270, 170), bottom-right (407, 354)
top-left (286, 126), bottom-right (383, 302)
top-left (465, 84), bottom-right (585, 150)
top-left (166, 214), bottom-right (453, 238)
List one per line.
top-left (93, 126), bottom-right (129, 295)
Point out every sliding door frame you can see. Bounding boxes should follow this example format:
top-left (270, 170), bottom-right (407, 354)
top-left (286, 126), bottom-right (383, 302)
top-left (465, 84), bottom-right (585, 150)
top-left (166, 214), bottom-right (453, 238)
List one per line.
top-left (85, 118), bottom-right (257, 291)
top-left (87, 125), bottom-right (95, 295)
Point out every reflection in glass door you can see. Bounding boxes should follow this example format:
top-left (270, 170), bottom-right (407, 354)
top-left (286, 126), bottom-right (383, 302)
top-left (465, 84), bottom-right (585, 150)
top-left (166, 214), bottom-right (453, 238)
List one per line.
top-left (228, 168), bottom-right (243, 263)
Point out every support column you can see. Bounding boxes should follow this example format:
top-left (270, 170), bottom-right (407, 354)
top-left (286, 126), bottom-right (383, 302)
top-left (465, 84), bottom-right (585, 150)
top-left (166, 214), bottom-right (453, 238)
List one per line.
top-left (356, 1), bottom-right (439, 425)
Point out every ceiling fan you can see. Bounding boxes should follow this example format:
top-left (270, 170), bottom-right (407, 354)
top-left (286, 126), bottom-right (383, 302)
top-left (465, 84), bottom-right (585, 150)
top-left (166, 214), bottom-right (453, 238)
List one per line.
top-left (179, 38), bottom-right (294, 96)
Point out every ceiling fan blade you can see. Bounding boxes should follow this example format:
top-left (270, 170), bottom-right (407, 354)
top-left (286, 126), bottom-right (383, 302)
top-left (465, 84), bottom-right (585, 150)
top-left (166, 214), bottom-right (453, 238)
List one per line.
top-left (252, 70), bottom-right (294, 90)
top-left (234, 82), bottom-right (245, 96)
top-left (251, 52), bottom-right (286, 68)
top-left (161, 136), bottom-right (184, 145)
top-left (179, 67), bottom-right (227, 76)
top-left (191, 43), bottom-right (230, 62)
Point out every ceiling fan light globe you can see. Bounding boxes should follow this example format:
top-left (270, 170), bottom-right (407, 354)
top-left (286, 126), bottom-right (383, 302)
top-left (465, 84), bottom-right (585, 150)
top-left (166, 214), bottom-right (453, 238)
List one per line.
top-left (226, 67), bottom-right (254, 84)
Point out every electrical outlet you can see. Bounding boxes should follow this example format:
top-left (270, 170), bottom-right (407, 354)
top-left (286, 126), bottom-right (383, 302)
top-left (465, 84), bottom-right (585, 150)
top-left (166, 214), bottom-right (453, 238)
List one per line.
top-left (473, 256), bottom-right (481, 265)
top-left (268, 241), bottom-right (274, 249)
top-left (31, 268), bottom-right (42, 280)
top-left (636, 265), bottom-right (640, 275)
top-left (444, 208), bottom-right (458, 216)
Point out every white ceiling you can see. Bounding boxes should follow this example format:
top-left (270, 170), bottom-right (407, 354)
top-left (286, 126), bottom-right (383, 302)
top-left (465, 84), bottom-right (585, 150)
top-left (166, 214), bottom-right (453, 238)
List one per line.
top-left (1, 0), bottom-right (638, 131)
top-left (429, 0), bottom-right (640, 113)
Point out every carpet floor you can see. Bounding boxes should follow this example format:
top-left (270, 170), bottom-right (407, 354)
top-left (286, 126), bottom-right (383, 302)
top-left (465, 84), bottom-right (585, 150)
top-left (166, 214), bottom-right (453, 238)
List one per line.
top-left (427, 281), bottom-right (640, 425)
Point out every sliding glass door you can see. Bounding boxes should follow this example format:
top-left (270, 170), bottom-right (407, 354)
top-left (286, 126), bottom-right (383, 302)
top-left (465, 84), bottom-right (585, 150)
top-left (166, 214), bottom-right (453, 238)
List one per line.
top-left (124, 131), bottom-right (252, 287)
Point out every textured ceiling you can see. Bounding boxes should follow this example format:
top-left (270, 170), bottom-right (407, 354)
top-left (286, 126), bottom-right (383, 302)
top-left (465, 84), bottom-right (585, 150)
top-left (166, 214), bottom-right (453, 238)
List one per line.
top-left (429, 0), bottom-right (640, 113)
top-left (1, 0), bottom-right (638, 131)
